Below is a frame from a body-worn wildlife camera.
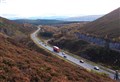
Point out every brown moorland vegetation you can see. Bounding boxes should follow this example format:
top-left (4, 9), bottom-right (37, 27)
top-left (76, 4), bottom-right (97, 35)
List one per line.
top-left (0, 17), bottom-right (37, 37)
top-left (39, 22), bottom-right (87, 40)
top-left (0, 33), bottom-right (115, 82)
top-left (78, 8), bottom-right (120, 42)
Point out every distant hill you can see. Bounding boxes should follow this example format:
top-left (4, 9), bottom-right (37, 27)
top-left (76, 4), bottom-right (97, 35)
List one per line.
top-left (79, 8), bottom-right (120, 41)
top-left (0, 16), bottom-right (36, 36)
top-left (64, 15), bottom-right (103, 21)
top-left (0, 17), bottom-right (24, 36)
top-left (13, 19), bottom-right (80, 25)
top-left (27, 16), bottom-right (68, 20)
top-left (9, 16), bottom-right (69, 20)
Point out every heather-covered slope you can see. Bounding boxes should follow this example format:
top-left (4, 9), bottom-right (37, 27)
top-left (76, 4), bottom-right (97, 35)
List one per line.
top-left (79, 8), bottom-right (120, 41)
top-left (0, 33), bottom-right (115, 82)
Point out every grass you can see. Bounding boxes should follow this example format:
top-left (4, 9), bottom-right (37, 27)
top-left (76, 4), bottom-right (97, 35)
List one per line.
top-left (90, 70), bottom-right (109, 77)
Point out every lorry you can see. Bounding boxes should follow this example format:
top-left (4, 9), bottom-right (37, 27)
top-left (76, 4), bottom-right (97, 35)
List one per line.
top-left (53, 46), bottom-right (60, 53)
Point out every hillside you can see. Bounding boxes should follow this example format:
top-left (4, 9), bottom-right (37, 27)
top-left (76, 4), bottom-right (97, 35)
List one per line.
top-left (45, 8), bottom-right (120, 42)
top-left (78, 8), bottom-right (120, 41)
top-left (0, 17), bottom-right (22, 36)
top-left (0, 17), bottom-right (37, 37)
top-left (0, 29), bottom-right (115, 82)
top-left (38, 22), bottom-right (88, 40)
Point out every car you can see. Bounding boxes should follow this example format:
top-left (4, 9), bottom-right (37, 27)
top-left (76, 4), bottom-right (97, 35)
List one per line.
top-left (63, 56), bottom-right (67, 58)
top-left (79, 60), bottom-right (84, 63)
top-left (94, 66), bottom-right (99, 70)
top-left (62, 52), bottom-right (65, 55)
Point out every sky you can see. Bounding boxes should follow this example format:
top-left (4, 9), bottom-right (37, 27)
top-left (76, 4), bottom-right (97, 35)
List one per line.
top-left (0, 0), bottom-right (120, 19)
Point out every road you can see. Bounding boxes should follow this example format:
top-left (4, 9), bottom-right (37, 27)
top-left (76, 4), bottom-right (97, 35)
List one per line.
top-left (31, 26), bottom-right (120, 80)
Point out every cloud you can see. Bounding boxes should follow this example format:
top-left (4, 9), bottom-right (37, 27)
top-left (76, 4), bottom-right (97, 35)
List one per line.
top-left (0, 0), bottom-right (120, 18)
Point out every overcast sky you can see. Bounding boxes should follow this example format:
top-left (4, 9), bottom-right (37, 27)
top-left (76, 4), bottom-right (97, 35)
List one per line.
top-left (0, 0), bottom-right (119, 18)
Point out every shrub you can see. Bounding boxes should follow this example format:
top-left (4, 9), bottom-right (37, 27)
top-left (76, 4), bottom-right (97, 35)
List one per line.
top-left (39, 32), bottom-right (53, 38)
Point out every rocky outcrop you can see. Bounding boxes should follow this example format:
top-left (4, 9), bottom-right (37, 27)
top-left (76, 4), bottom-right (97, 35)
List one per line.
top-left (0, 28), bottom-right (14, 36)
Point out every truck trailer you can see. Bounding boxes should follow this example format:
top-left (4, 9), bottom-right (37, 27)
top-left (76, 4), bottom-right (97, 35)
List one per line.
top-left (53, 46), bottom-right (60, 53)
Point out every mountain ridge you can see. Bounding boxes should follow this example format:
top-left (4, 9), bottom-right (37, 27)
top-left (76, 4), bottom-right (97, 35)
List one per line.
top-left (78, 7), bottom-right (120, 41)
top-left (64, 15), bottom-right (103, 21)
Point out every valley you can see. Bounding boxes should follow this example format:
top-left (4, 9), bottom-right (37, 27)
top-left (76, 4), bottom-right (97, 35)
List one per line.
top-left (0, 2), bottom-right (119, 81)
top-left (0, 15), bottom-right (115, 82)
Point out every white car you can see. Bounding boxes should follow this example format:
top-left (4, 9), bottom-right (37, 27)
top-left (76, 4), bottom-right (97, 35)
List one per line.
top-left (79, 60), bottom-right (84, 63)
top-left (94, 66), bottom-right (99, 70)
top-left (62, 52), bottom-right (65, 55)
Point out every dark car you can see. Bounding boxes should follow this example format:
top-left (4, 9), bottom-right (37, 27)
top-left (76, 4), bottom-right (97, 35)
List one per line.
top-left (63, 56), bottom-right (67, 58)
top-left (79, 60), bottom-right (84, 63)
top-left (94, 66), bottom-right (99, 70)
